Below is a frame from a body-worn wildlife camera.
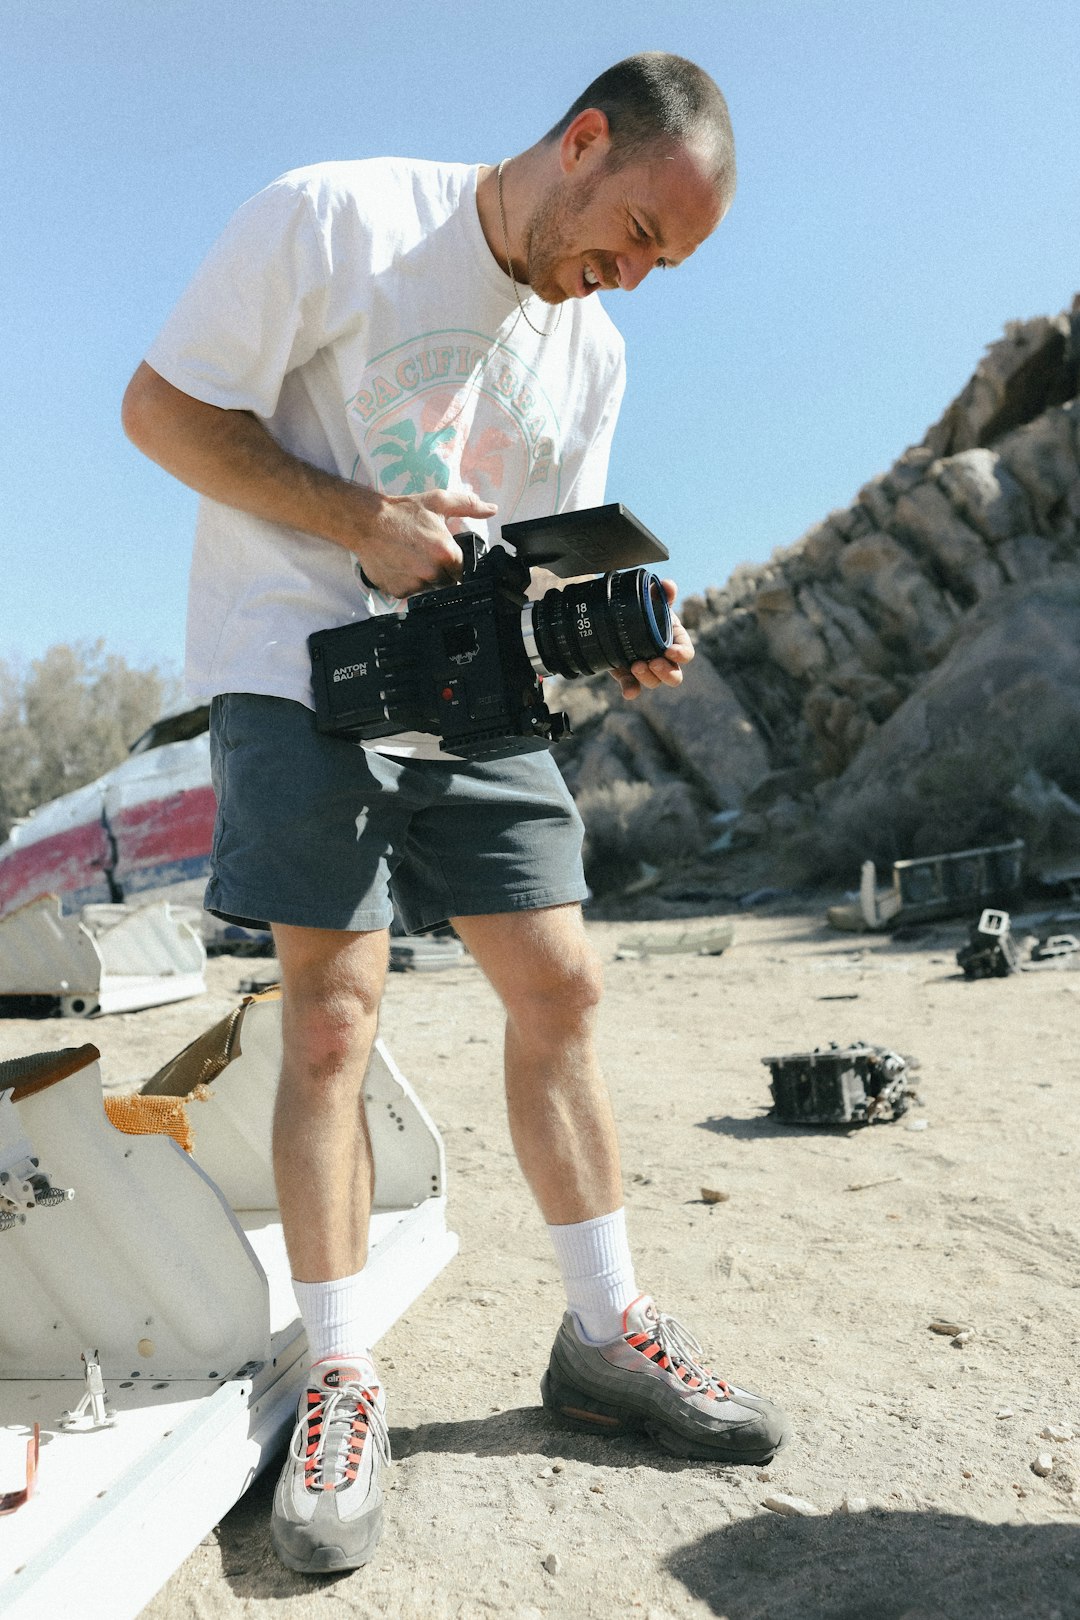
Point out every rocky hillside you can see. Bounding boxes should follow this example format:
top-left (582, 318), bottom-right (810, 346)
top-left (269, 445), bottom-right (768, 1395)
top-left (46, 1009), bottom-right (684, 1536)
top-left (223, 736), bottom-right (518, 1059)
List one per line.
top-left (555, 298), bottom-right (1080, 895)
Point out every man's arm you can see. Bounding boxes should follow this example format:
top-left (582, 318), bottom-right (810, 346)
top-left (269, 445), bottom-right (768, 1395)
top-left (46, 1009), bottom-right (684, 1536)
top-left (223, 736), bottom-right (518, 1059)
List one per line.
top-left (121, 363), bottom-right (497, 600)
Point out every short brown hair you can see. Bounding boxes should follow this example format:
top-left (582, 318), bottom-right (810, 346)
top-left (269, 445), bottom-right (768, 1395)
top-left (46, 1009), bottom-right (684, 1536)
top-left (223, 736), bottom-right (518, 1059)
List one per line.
top-left (545, 52), bottom-right (736, 207)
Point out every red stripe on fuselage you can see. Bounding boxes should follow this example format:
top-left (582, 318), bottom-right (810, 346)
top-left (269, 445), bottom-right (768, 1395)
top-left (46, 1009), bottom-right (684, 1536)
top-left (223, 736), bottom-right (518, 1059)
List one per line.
top-left (0, 822), bottom-right (112, 916)
top-left (109, 786), bottom-right (217, 872)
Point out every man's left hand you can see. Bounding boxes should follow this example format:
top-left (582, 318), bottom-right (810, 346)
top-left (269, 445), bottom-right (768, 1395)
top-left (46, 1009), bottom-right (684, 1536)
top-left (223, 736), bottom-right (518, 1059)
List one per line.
top-left (609, 578), bottom-right (694, 699)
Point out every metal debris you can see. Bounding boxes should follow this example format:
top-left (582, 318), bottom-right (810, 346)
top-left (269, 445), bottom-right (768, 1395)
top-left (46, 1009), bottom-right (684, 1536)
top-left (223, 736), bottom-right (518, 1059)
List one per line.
top-left (828, 839), bottom-right (1025, 932)
top-left (0, 1082), bottom-right (75, 1232)
top-left (389, 936), bottom-right (467, 972)
top-left (957, 909), bottom-right (1021, 978)
top-left (762, 1041), bottom-right (916, 1126)
top-left (1029, 932), bottom-right (1080, 963)
top-left (59, 1349), bottom-right (116, 1431)
top-left (0, 894), bottom-right (206, 1017)
top-left (616, 921), bottom-right (734, 960)
top-left (955, 911), bottom-right (1080, 977)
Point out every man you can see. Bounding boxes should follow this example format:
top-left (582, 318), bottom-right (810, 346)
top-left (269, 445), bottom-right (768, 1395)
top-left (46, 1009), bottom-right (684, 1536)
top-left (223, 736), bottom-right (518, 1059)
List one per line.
top-left (123, 52), bottom-right (788, 1576)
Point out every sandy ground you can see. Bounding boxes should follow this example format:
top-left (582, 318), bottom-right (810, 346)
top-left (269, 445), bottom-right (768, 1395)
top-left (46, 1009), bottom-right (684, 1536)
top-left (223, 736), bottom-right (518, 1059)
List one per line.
top-left (3, 899), bottom-right (1080, 1619)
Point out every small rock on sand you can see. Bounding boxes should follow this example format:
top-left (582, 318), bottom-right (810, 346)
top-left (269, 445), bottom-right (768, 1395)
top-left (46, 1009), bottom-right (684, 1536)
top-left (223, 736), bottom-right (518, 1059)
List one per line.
top-left (763, 1493), bottom-right (819, 1517)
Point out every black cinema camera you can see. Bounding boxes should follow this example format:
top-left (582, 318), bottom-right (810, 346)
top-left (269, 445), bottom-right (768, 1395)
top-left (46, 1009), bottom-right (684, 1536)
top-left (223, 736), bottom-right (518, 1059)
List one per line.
top-left (308, 503), bottom-right (672, 761)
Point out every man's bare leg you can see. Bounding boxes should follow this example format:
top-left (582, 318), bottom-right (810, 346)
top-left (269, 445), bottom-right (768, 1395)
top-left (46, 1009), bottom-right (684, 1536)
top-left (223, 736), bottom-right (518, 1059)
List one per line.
top-left (454, 902), bottom-right (641, 1340)
top-left (450, 903), bottom-right (621, 1223)
top-left (454, 902), bottom-right (790, 1463)
top-left (268, 922), bottom-right (393, 1575)
top-left (271, 922), bottom-right (389, 1281)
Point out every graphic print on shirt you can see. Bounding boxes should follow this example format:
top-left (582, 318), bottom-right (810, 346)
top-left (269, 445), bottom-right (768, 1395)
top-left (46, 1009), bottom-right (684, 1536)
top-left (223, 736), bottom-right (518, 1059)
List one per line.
top-left (346, 329), bottom-right (563, 515)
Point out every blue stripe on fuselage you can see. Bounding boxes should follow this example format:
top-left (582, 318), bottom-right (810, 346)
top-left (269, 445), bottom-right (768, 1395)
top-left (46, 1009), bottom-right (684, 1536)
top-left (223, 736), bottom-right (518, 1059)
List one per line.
top-left (117, 854), bottom-right (212, 895)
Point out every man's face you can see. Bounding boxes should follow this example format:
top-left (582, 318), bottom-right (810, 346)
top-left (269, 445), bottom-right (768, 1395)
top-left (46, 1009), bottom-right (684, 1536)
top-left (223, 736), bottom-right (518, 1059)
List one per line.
top-left (523, 138), bottom-right (724, 304)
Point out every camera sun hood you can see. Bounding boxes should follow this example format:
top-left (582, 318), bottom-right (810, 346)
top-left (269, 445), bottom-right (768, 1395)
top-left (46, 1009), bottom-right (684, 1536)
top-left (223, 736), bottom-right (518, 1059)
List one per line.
top-left (499, 503), bottom-right (668, 578)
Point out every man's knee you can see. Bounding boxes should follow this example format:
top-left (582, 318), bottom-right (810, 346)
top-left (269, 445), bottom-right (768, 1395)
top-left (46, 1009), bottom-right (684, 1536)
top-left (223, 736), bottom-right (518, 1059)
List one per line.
top-left (504, 929), bottom-right (605, 1039)
top-left (281, 991), bottom-right (379, 1087)
top-left (274, 925), bottom-right (388, 1088)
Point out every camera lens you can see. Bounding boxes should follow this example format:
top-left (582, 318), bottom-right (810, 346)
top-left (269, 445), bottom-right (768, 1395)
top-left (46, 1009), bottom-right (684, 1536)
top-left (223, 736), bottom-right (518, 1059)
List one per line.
top-left (523, 568), bottom-right (672, 679)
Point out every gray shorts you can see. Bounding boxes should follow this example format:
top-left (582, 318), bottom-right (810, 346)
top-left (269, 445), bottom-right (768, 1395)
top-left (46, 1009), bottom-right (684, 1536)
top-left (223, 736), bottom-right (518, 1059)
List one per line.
top-left (205, 694), bottom-right (588, 935)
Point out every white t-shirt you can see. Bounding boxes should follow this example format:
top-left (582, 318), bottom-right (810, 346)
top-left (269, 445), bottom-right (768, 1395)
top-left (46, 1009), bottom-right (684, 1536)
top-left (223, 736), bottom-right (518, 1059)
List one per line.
top-left (145, 158), bottom-right (626, 757)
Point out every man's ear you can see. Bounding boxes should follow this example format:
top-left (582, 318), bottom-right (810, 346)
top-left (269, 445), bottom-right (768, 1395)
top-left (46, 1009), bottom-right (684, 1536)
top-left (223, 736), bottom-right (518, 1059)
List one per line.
top-left (558, 107), bottom-right (611, 174)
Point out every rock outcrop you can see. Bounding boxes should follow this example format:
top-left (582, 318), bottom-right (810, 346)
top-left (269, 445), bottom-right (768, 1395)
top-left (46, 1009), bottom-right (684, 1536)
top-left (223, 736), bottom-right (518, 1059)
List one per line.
top-left (554, 298), bottom-right (1080, 890)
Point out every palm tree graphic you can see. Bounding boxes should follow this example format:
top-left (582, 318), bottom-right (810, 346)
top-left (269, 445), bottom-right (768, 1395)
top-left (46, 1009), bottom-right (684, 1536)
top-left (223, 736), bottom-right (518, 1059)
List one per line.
top-left (373, 419), bottom-right (455, 492)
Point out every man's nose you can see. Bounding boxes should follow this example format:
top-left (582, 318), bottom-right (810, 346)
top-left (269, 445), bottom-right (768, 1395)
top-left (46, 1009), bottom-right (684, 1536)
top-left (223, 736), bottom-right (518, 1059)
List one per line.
top-left (614, 251), bottom-right (653, 292)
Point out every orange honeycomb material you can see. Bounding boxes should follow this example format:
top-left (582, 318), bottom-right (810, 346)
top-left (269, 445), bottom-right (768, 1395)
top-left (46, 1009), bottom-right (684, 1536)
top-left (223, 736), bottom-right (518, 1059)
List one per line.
top-left (102, 1090), bottom-right (210, 1154)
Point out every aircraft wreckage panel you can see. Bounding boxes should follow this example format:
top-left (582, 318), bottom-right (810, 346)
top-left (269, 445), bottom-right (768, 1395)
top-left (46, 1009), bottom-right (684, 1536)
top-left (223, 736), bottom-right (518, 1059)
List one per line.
top-left (0, 731), bottom-right (217, 924)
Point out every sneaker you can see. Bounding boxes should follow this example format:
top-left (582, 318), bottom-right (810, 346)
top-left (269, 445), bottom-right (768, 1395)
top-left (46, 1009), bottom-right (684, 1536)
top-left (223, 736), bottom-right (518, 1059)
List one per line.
top-left (541, 1296), bottom-right (788, 1463)
top-left (270, 1356), bottom-right (390, 1573)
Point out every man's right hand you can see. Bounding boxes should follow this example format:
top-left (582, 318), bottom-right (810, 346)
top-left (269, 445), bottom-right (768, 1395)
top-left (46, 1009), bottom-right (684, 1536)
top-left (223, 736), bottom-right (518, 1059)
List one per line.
top-left (121, 365), bottom-right (497, 597)
top-left (356, 487), bottom-right (498, 599)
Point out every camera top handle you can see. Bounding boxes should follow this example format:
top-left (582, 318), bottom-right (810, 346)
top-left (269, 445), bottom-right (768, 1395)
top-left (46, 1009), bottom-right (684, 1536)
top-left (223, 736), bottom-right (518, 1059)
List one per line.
top-left (500, 503), bottom-right (668, 577)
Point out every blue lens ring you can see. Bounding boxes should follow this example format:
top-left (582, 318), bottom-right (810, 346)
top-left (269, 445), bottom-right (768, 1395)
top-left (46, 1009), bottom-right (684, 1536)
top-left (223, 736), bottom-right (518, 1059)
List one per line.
top-left (643, 574), bottom-right (673, 648)
top-left (609, 568), bottom-right (672, 666)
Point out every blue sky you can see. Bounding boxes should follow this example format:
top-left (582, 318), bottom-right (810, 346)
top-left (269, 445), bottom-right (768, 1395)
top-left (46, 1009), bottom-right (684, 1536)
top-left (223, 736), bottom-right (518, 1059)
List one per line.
top-left (4, 0), bottom-right (1079, 682)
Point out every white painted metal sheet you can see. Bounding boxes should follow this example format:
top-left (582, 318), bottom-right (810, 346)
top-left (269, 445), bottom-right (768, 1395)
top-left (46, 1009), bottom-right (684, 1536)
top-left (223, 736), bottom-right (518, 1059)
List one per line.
top-left (0, 1027), bottom-right (458, 1617)
top-left (0, 894), bottom-right (207, 1015)
top-left (0, 1058), bottom-right (269, 1380)
top-left (146, 994), bottom-right (446, 1215)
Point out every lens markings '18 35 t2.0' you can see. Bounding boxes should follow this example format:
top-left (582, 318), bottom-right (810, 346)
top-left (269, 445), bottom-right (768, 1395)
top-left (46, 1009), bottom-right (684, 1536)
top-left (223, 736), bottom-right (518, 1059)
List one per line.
top-left (308, 503), bottom-right (673, 762)
top-left (524, 567), bottom-right (671, 680)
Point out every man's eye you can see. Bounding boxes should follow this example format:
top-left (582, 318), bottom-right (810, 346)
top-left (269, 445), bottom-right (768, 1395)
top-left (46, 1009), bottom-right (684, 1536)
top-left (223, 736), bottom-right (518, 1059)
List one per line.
top-left (630, 216), bottom-right (649, 241)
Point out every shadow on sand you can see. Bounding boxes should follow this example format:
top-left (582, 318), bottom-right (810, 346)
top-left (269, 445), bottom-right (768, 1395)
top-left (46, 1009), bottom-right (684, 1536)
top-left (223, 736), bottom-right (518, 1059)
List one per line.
top-left (204, 1433), bottom-right (1080, 1617)
top-left (696, 1112), bottom-right (867, 1142)
top-left (205, 1405), bottom-right (712, 1599)
top-left (664, 1509), bottom-right (1080, 1620)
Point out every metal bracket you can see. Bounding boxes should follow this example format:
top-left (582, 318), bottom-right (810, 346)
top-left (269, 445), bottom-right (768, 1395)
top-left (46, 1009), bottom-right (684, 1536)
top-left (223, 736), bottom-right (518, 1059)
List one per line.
top-left (59, 1350), bottom-right (116, 1431)
top-left (0, 1091), bottom-right (75, 1225)
top-left (0, 1160), bottom-right (74, 1218)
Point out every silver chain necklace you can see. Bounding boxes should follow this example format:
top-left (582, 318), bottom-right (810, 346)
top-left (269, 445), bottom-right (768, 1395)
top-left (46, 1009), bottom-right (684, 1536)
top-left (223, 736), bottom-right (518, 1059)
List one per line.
top-left (496, 159), bottom-right (563, 340)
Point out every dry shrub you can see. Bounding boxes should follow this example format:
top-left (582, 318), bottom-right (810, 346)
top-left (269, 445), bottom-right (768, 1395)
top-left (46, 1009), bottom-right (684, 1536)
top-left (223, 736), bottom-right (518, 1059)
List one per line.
top-left (0, 642), bottom-right (177, 840)
top-left (579, 778), bottom-right (707, 892)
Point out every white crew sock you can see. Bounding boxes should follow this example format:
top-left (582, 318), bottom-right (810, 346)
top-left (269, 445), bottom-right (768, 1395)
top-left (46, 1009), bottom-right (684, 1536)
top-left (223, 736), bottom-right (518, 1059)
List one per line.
top-left (291, 1269), bottom-right (377, 1372)
top-left (546, 1208), bottom-right (640, 1344)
